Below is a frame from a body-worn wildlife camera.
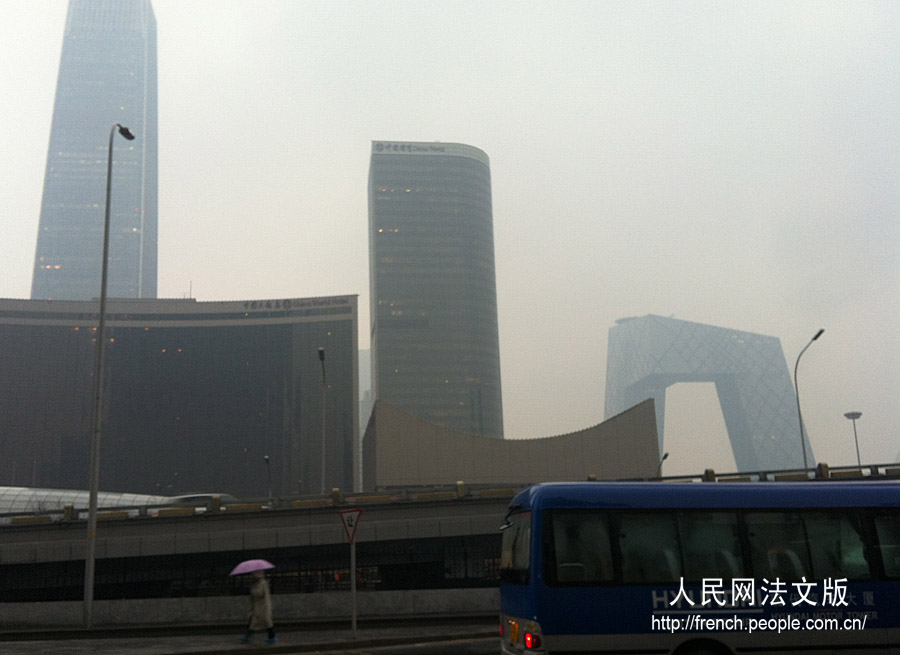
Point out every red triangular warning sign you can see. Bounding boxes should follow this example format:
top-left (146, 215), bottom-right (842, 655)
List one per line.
top-left (340, 508), bottom-right (363, 543)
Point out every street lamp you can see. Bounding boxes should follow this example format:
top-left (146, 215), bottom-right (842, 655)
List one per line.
top-left (793, 328), bottom-right (824, 471)
top-left (844, 411), bottom-right (862, 468)
top-left (84, 123), bottom-right (135, 628)
top-left (656, 452), bottom-right (669, 479)
top-left (264, 455), bottom-right (273, 507)
top-left (319, 347), bottom-right (326, 495)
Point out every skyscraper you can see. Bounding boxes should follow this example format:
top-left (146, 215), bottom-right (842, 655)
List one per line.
top-left (368, 141), bottom-right (504, 437)
top-left (0, 295), bottom-right (359, 496)
top-left (604, 315), bottom-right (811, 471)
top-left (31, 0), bottom-right (158, 301)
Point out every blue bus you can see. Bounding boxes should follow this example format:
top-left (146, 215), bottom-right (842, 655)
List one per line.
top-left (500, 482), bottom-right (900, 654)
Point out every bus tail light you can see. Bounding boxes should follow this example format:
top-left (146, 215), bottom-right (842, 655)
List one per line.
top-left (525, 632), bottom-right (542, 649)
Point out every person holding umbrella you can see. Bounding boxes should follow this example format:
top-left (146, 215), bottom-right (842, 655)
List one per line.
top-left (231, 559), bottom-right (277, 644)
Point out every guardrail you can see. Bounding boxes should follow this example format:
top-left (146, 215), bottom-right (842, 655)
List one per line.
top-left (2, 464), bottom-right (898, 526)
top-left (0, 481), bottom-right (520, 527)
top-left (655, 462), bottom-right (900, 483)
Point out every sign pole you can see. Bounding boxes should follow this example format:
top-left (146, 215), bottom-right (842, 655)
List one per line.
top-left (350, 536), bottom-right (357, 635)
top-left (339, 508), bottom-right (363, 638)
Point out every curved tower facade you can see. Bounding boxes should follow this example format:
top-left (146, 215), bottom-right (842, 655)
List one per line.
top-left (0, 296), bottom-right (358, 496)
top-left (368, 141), bottom-right (503, 437)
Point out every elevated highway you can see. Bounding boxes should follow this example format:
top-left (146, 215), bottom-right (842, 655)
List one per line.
top-left (0, 485), bottom-right (516, 627)
top-left (1, 486), bottom-right (515, 565)
top-left (2, 465), bottom-right (897, 628)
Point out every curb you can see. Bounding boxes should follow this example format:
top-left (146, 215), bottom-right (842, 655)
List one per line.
top-left (184, 630), bottom-right (498, 654)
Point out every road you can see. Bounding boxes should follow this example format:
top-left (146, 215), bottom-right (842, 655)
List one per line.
top-left (326, 637), bottom-right (497, 655)
top-left (0, 624), bottom-right (499, 655)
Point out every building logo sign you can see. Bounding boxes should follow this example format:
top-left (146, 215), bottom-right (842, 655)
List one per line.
top-left (241, 297), bottom-right (351, 312)
top-left (374, 142), bottom-right (447, 154)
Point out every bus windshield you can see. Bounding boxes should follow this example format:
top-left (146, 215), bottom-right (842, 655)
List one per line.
top-left (500, 510), bottom-right (531, 585)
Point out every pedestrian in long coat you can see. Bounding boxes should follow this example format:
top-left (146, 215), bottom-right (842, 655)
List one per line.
top-left (239, 570), bottom-right (276, 643)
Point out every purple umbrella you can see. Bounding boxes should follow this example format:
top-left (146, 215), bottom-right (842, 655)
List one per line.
top-left (229, 559), bottom-right (275, 576)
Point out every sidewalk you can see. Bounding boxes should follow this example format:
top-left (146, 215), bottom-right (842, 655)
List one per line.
top-left (0, 618), bottom-right (498, 655)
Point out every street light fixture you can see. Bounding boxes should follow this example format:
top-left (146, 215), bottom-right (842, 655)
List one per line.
top-left (319, 347), bottom-right (326, 495)
top-left (844, 411), bottom-right (862, 468)
top-left (264, 455), bottom-right (273, 507)
top-left (656, 452), bottom-right (669, 479)
top-left (84, 123), bottom-right (135, 628)
top-left (793, 328), bottom-right (824, 472)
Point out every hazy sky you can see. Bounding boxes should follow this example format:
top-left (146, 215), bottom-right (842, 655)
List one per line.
top-left (1, 1), bottom-right (898, 476)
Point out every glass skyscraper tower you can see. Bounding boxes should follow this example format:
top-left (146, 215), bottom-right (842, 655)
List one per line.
top-left (368, 141), bottom-right (504, 437)
top-left (31, 0), bottom-right (158, 300)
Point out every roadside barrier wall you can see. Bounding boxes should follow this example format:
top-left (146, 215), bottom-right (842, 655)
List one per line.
top-left (0, 587), bottom-right (498, 628)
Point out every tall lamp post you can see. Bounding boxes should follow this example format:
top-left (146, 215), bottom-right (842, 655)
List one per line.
top-left (319, 347), bottom-right (326, 495)
top-left (84, 123), bottom-right (135, 628)
top-left (264, 455), bottom-right (273, 507)
top-left (844, 411), bottom-right (862, 468)
top-left (656, 452), bottom-right (669, 479)
top-left (793, 328), bottom-right (824, 472)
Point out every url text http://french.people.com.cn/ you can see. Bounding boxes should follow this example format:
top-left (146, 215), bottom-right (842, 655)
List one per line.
top-left (650, 577), bottom-right (876, 634)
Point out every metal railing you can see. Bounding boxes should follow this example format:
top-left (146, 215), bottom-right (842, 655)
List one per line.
top-left (3, 463), bottom-right (899, 526)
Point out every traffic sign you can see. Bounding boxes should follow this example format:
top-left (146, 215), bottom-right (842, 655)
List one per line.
top-left (340, 508), bottom-right (363, 543)
top-left (339, 508), bottom-right (364, 637)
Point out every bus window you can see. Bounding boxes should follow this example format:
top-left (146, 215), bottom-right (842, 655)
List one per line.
top-left (501, 510), bottom-right (531, 585)
top-left (547, 511), bottom-right (613, 584)
top-left (745, 512), bottom-right (810, 580)
top-left (680, 511), bottom-right (744, 581)
top-left (874, 513), bottom-right (900, 578)
top-left (803, 512), bottom-right (870, 580)
top-left (618, 513), bottom-right (682, 583)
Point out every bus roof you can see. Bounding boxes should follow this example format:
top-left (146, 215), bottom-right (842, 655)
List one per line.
top-left (509, 481), bottom-right (900, 512)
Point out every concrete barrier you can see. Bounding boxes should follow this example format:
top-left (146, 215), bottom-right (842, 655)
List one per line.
top-left (0, 587), bottom-right (499, 628)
